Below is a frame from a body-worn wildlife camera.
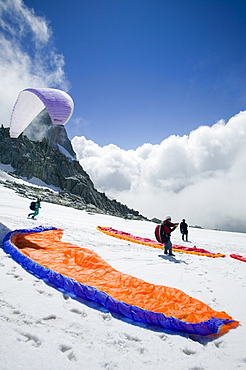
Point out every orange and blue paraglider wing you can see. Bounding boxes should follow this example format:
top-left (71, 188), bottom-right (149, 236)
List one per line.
top-left (2, 226), bottom-right (238, 337)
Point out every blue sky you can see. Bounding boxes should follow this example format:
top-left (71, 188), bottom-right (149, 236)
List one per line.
top-left (1, 0), bottom-right (246, 230)
top-left (20, 0), bottom-right (246, 149)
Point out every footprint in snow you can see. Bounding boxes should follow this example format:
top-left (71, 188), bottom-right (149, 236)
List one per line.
top-left (41, 314), bottom-right (57, 321)
top-left (12, 309), bottom-right (21, 315)
top-left (36, 289), bottom-right (53, 297)
top-left (59, 344), bottom-right (72, 353)
top-left (70, 308), bottom-right (87, 317)
top-left (121, 332), bottom-right (141, 342)
top-left (158, 333), bottom-right (167, 341)
top-left (18, 332), bottom-right (42, 347)
top-left (59, 345), bottom-right (77, 362)
top-left (182, 347), bottom-right (196, 355)
top-left (102, 312), bottom-right (112, 321)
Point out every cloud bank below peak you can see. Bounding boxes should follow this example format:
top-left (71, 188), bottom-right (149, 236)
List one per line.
top-left (72, 111), bottom-right (246, 233)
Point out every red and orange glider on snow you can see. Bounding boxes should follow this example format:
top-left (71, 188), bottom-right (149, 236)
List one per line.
top-left (97, 226), bottom-right (226, 258)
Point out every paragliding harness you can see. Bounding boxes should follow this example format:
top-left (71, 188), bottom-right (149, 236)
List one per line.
top-left (29, 201), bottom-right (37, 210)
top-left (155, 223), bottom-right (169, 243)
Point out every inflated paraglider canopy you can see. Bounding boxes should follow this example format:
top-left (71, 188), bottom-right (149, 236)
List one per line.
top-left (9, 88), bottom-right (74, 138)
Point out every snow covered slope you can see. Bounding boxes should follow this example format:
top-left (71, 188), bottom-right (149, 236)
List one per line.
top-left (0, 175), bottom-right (246, 370)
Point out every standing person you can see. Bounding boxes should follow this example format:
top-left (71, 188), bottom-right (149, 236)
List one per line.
top-left (180, 219), bottom-right (188, 241)
top-left (161, 216), bottom-right (179, 256)
top-left (28, 198), bottom-right (41, 219)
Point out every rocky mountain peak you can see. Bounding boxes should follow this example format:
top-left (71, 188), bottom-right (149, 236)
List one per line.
top-left (0, 125), bottom-right (147, 220)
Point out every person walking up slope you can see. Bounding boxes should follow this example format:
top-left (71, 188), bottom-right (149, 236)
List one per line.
top-left (161, 216), bottom-right (179, 256)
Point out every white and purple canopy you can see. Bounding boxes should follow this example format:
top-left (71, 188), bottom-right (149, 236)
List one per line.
top-left (10, 88), bottom-right (74, 138)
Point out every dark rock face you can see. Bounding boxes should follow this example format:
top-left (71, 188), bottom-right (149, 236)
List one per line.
top-left (0, 126), bottom-right (147, 220)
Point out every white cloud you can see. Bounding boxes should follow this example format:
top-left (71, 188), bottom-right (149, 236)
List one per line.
top-left (72, 112), bottom-right (246, 232)
top-left (0, 0), bottom-right (51, 42)
top-left (0, 0), bottom-right (69, 127)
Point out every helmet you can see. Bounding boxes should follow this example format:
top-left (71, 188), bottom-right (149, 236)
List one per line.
top-left (164, 216), bottom-right (171, 221)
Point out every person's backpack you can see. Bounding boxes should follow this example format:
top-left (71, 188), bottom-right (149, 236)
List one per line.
top-left (29, 201), bottom-right (36, 210)
top-left (155, 224), bottom-right (169, 243)
top-left (155, 224), bottom-right (162, 243)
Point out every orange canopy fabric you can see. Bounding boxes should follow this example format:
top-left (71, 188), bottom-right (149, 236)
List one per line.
top-left (7, 227), bottom-right (238, 336)
top-left (97, 226), bottom-right (226, 258)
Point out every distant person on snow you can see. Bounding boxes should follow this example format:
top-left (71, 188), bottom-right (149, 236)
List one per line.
top-left (28, 198), bottom-right (41, 219)
top-left (161, 216), bottom-right (179, 256)
top-left (180, 219), bottom-right (188, 241)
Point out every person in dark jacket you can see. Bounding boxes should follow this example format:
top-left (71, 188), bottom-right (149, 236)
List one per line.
top-left (28, 198), bottom-right (41, 219)
top-left (161, 216), bottom-right (179, 256)
top-left (180, 219), bottom-right (188, 241)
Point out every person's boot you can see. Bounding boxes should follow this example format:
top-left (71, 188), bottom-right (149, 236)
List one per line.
top-left (164, 248), bottom-right (168, 254)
